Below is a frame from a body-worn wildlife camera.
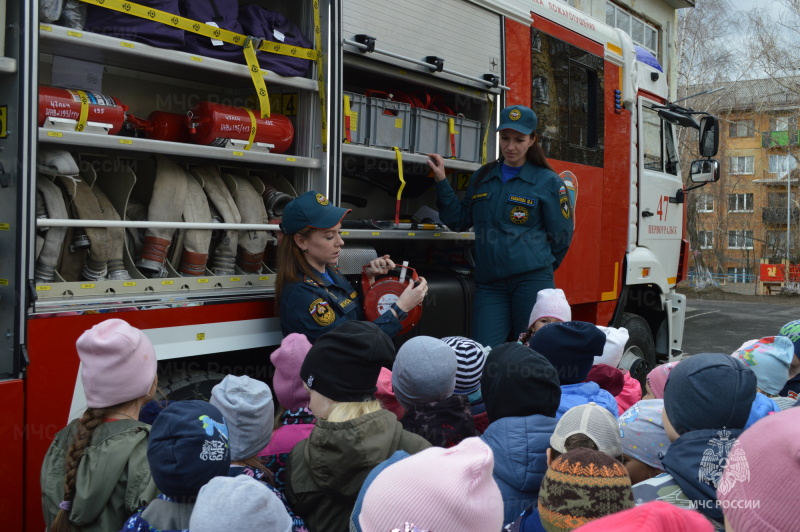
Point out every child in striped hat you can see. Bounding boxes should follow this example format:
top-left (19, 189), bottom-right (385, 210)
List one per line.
top-left (441, 336), bottom-right (491, 433)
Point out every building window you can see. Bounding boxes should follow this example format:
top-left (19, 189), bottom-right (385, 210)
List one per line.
top-left (728, 156), bottom-right (754, 175)
top-left (728, 230), bottom-right (754, 249)
top-left (698, 230), bottom-right (713, 249)
top-left (606, 3), bottom-right (658, 55)
top-left (768, 154), bottom-right (796, 174)
top-left (770, 116), bottom-right (791, 131)
top-left (696, 193), bottom-right (714, 213)
top-left (729, 120), bottom-right (754, 138)
top-left (727, 267), bottom-right (752, 283)
top-left (767, 230), bottom-right (787, 256)
top-left (728, 193), bottom-right (753, 212)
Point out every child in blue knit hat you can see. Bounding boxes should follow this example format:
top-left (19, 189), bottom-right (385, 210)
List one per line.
top-left (121, 400), bottom-right (231, 531)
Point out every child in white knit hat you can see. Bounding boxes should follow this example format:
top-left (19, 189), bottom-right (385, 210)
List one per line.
top-left (518, 288), bottom-right (571, 346)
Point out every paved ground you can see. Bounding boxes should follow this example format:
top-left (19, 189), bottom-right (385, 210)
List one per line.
top-left (682, 298), bottom-right (799, 356)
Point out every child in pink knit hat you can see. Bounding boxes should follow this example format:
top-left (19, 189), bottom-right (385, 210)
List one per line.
top-left (258, 333), bottom-right (316, 492)
top-left (40, 318), bottom-right (159, 532)
top-left (518, 288), bottom-right (571, 346)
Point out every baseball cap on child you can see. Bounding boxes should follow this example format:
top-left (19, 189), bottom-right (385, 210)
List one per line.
top-left (528, 288), bottom-right (571, 327)
top-left (270, 333), bottom-right (313, 410)
top-left (148, 400), bottom-right (231, 499)
top-left (731, 336), bottom-right (794, 395)
top-left (76, 318), bottom-right (157, 408)
top-left (496, 105), bottom-right (538, 135)
top-left (550, 402), bottom-right (623, 458)
top-left (441, 336), bottom-right (490, 395)
top-left (280, 190), bottom-right (351, 234)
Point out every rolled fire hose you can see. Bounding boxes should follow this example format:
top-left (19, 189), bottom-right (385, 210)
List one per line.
top-left (229, 175), bottom-right (269, 273)
top-left (136, 155), bottom-right (189, 277)
top-left (179, 174), bottom-right (213, 276)
top-left (92, 184), bottom-right (132, 281)
top-left (190, 165), bottom-right (241, 275)
top-left (34, 177), bottom-right (69, 282)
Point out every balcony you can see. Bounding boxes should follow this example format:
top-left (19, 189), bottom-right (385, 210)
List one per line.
top-left (762, 130), bottom-right (797, 148)
top-left (762, 207), bottom-right (800, 224)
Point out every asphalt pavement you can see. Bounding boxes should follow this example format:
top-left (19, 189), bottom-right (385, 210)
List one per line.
top-left (682, 298), bottom-right (799, 356)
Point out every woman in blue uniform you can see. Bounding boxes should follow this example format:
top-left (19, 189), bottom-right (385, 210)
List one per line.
top-left (276, 190), bottom-right (428, 342)
top-left (427, 105), bottom-right (573, 348)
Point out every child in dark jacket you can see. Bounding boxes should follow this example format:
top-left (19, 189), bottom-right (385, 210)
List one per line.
top-left (442, 336), bottom-right (491, 433)
top-left (392, 336), bottom-right (479, 447)
top-left (120, 400), bottom-right (231, 531)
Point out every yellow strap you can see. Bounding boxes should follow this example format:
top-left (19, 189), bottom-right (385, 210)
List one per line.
top-left (243, 38), bottom-right (270, 118)
top-left (244, 107), bottom-right (257, 150)
top-left (343, 94), bottom-right (352, 143)
top-left (482, 94), bottom-right (494, 165)
top-left (73, 0), bottom-right (318, 60)
top-left (393, 147), bottom-right (406, 225)
top-left (74, 90), bottom-right (90, 132)
top-left (313, 0), bottom-right (327, 152)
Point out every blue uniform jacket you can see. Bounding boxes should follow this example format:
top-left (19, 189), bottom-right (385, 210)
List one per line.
top-left (279, 266), bottom-right (402, 342)
top-left (435, 160), bottom-right (573, 283)
top-left (480, 413), bottom-right (558, 525)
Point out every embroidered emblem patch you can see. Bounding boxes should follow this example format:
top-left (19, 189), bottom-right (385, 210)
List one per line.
top-left (309, 298), bottom-right (335, 326)
top-left (510, 205), bottom-right (529, 224)
top-left (315, 193), bottom-right (329, 205)
top-left (560, 195), bottom-right (571, 219)
top-left (509, 109), bottom-right (522, 121)
top-left (471, 192), bottom-right (489, 201)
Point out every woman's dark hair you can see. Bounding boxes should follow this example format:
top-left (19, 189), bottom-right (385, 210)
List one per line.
top-left (475, 131), bottom-right (555, 187)
top-left (274, 226), bottom-right (326, 307)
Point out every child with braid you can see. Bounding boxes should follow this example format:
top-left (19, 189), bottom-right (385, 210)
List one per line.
top-left (40, 319), bottom-right (160, 532)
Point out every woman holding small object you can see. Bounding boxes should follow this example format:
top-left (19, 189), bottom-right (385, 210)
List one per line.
top-left (276, 190), bottom-right (427, 342)
top-left (428, 105), bottom-right (573, 348)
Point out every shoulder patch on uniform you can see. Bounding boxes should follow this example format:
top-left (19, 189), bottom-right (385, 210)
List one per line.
top-left (560, 195), bottom-right (571, 219)
top-left (507, 194), bottom-right (538, 207)
top-left (510, 205), bottom-right (529, 224)
top-left (309, 298), bottom-right (336, 326)
top-left (350, 291), bottom-right (358, 299)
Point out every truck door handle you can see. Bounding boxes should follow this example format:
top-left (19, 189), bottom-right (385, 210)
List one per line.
top-left (642, 209), bottom-right (654, 217)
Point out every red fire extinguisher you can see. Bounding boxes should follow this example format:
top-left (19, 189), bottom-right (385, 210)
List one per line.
top-left (38, 86), bottom-right (128, 135)
top-left (127, 111), bottom-right (192, 143)
top-left (361, 264), bottom-right (423, 335)
top-left (188, 102), bottom-right (294, 153)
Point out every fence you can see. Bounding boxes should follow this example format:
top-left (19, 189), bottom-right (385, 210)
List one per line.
top-left (686, 268), bottom-right (800, 295)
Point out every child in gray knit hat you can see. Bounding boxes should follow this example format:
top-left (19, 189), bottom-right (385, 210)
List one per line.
top-left (190, 475), bottom-right (292, 532)
top-left (210, 375), bottom-right (306, 531)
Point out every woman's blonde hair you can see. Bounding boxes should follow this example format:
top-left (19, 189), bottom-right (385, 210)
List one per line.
top-left (325, 399), bottom-right (382, 423)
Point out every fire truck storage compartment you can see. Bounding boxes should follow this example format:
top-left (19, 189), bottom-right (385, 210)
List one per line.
top-left (412, 109), bottom-right (482, 162)
top-left (343, 91), bottom-right (369, 145)
top-left (366, 96), bottom-right (413, 150)
top-left (404, 269), bottom-right (474, 341)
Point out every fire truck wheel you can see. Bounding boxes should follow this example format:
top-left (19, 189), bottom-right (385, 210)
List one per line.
top-left (619, 312), bottom-right (656, 389)
top-left (159, 369), bottom-right (226, 402)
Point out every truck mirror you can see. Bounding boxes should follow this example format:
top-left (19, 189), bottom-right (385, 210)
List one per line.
top-left (690, 159), bottom-right (720, 183)
top-left (699, 116), bottom-right (719, 157)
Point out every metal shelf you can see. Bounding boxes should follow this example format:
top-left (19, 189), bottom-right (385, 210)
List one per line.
top-left (39, 128), bottom-right (321, 169)
top-left (340, 228), bottom-right (474, 240)
top-left (39, 24), bottom-right (318, 92)
top-left (342, 143), bottom-right (482, 173)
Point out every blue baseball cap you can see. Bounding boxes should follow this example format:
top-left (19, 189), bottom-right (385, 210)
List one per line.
top-left (496, 105), bottom-right (538, 135)
top-left (280, 190), bottom-right (351, 234)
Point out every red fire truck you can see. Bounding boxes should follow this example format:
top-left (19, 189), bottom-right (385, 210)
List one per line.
top-left (0, 0), bottom-right (718, 528)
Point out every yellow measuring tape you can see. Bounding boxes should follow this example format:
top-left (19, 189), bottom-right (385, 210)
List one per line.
top-left (75, 90), bottom-right (90, 132)
top-left (243, 107), bottom-right (257, 150)
top-left (313, 0), bottom-right (327, 152)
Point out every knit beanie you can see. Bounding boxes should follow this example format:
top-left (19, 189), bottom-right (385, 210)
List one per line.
top-left (441, 336), bottom-right (490, 395)
top-left (481, 342), bottom-right (561, 421)
top-left (300, 321), bottom-right (395, 402)
top-left (357, 437), bottom-right (504, 532)
top-left (779, 319), bottom-right (800, 359)
top-left (550, 403), bottom-right (623, 458)
top-left (190, 475), bottom-right (292, 532)
top-left (618, 399), bottom-right (671, 470)
top-left (148, 400), bottom-right (231, 499)
top-left (76, 318), bottom-right (158, 408)
top-left (528, 288), bottom-right (572, 327)
top-left (663, 353), bottom-right (756, 435)
top-left (392, 336), bottom-right (457, 410)
top-left (529, 321), bottom-right (606, 385)
top-left (731, 336), bottom-right (794, 395)
top-left (538, 447), bottom-right (634, 531)
top-left (645, 361), bottom-right (680, 399)
top-left (210, 375), bottom-right (274, 461)
top-left (376, 367), bottom-right (405, 419)
top-left (586, 364), bottom-right (625, 396)
top-left (717, 407), bottom-right (800, 532)
top-left (593, 326), bottom-right (629, 368)
top-left (572, 501), bottom-right (714, 532)
top-left (270, 333), bottom-right (312, 410)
